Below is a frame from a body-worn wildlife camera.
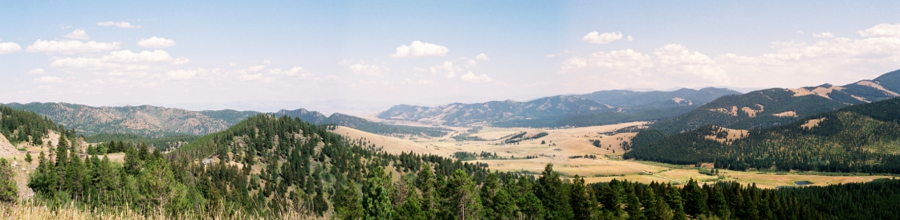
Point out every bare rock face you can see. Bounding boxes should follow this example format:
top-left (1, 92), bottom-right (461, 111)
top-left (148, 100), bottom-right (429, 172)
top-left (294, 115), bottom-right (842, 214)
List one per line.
top-left (0, 133), bottom-right (16, 157)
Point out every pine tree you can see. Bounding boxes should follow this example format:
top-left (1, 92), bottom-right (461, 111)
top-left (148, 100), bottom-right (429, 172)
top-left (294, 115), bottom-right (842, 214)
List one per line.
top-left (0, 158), bottom-right (18, 203)
top-left (625, 186), bottom-right (644, 220)
top-left (537, 163), bottom-right (573, 220)
top-left (25, 151), bottom-right (32, 164)
top-left (363, 167), bottom-right (393, 220)
top-left (709, 188), bottom-right (730, 219)
top-left (336, 180), bottom-right (363, 220)
top-left (417, 164), bottom-right (440, 220)
top-left (682, 179), bottom-right (707, 217)
top-left (447, 169), bottom-right (482, 220)
top-left (570, 175), bottom-right (594, 220)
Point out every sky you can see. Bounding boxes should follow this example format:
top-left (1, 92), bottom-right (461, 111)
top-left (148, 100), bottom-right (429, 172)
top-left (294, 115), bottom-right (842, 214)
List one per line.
top-left (1, 1), bottom-right (899, 114)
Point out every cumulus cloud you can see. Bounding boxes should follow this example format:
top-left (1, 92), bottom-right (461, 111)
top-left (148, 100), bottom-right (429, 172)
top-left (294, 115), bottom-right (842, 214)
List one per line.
top-left (563, 49), bottom-right (654, 74)
top-left (476, 53), bottom-right (490, 61)
top-left (33, 76), bottom-right (61, 83)
top-left (0, 41), bottom-right (22, 54)
top-left (51, 50), bottom-right (190, 75)
top-left (460, 71), bottom-right (493, 83)
top-left (28, 68), bottom-right (45, 75)
top-left (627, 36), bottom-right (633, 41)
top-left (348, 62), bottom-right (388, 76)
top-left (137, 37), bottom-right (176, 48)
top-left (858, 23), bottom-right (900, 38)
top-left (64, 29), bottom-right (90, 40)
top-left (654, 44), bottom-right (728, 83)
top-left (430, 61), bottom-right (459, 78)
top-left (582, 31), bottom-right (623, 44)
top-left (391, 41), bottom-right (449, 58)
top-left (26, 40), bottom-right (120, 53)
top-left (813, 32), bottom-right (834, 38)
top-left (405, 79), bottom-right (434, 85)
top-left (166, 69), bottom-right (197, 79)
top-left (102, 50), bottom-right (188, 63)
top-left (97, 21), bottom-right (139, 29)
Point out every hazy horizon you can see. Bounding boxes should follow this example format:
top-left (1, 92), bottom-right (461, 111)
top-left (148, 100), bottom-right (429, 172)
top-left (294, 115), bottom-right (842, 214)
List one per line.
top-left (2, 1), bottom-right (898, 113)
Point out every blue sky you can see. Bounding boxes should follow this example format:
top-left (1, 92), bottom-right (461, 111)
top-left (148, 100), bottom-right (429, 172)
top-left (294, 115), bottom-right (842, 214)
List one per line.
top-left (1, 1), bottom-right (899, 114)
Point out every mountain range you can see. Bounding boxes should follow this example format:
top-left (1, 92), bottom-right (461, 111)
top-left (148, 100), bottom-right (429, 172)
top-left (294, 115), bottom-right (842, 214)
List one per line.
top-left (377, 87), bottom-right (740, 127)
top-left (652, 69), bottom-right (900, 133)
top-left (2, 103), bottom-right (449, 138)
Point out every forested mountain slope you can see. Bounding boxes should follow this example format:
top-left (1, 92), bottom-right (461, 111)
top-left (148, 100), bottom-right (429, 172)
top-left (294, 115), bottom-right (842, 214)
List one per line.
top-left (653, 69), bottom-right (900, 134)
top-left (4, 103), bottom-right (449, 139)
top-left (625, 97), bottom-right (900, 173)
top-left (378, 88), bottom-right (739, 127)
top-left (0, 105), bottom-right (76, 155)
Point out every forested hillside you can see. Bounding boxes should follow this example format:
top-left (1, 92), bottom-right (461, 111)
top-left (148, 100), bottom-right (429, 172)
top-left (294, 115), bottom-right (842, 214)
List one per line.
top-left (16, 113), bottom-right (845, 219)
top-left (276, 110), bottom-right (451, 137)
top-left (0, 105), bottom-right (75, 146)
top-left (652, 70), bottom-right (900, 134)
top-left (625, 98), bottom-right (900, 173)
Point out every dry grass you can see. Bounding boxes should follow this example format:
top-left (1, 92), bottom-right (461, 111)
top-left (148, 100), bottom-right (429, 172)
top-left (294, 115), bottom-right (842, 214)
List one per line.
top-left (0, 201), bottom-right (323, 220)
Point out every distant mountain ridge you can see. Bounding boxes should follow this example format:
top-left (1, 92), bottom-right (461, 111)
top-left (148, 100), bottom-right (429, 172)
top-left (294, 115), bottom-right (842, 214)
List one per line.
top-left (653, 69), bottom-right (900, 133)
top-left (3, 102), bottom-right (449, 138)
top-left (378, 87), bottom-right (739, 127)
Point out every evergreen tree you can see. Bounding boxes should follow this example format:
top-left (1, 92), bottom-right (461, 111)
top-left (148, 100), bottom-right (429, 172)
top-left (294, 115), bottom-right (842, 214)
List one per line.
top-left (0, 158), bottom-right (18, 203)
top-left (336, 180), bottom-right (363, 220)
top-left (363, 167), bottom-right (393, 220)
top-left (682, 179), bottom-right (707, 217)
top-left (569, 175), bottom-right (594, 220)
top-left (447, 169), bottom-right (482, 220)
top-left (536, 164), bottom-right (573, 220)
top-left (625, 186), bottom-right (644, 220)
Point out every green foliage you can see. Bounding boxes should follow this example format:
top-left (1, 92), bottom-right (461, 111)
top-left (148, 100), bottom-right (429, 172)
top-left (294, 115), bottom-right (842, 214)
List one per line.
top-left (0, 158), bottom-right (18, 203)
top-left (85, 133), bottom-right (198, 151)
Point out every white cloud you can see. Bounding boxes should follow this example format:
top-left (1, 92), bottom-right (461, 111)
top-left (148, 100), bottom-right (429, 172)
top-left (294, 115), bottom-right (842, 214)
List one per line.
top-left (28, 68), bottom-right (45, 75)
top-left (348, 62), bottom-right (388, 76)
top-left (0, 42), bottom-right (22, 54)
top-left (33, 76), bottom-right (61, 83)
top-left (137, 37), bottom-right (175, 48)
top-left (654, 44), bottom-right (728, 83)
top-left (97, 21), bottom-right (139, 29)
top-left (563, 49), bottom-right (653, 74)
top-left (460, 71), bottom-right (493, 83)
top-left (797, 30), bottom-right (804, 34)
top-left (391, 41), bottom-right (449, 58)
top-left (64, 29), bottom-right (90, 40)
top-left (26, 40), bottom-right (120, 53)
top-left (50, 50), bottom-right (189, 75)
top-left (405, 79), bottom-right (434, 85)
top-left (627, 36), bottom-right (633, 41)
top-left (476, 53), bottom-right (489, 61)
top-left (102, 50), bottom-right (186, 63)
top-left (858, 23), bottom-right (900, 38)
top-left (166, 69), bottom-right (196, 79)
top-left (263, 60), bottom-right (272, 65)
top-left (430, 61), bottom-right (460, 78)
top-left (813, 32), bottom-right (834, 38)
top-left (582, 31), bottom-right (623, 44)
top-left (247, 65), bottom-right (266, 72)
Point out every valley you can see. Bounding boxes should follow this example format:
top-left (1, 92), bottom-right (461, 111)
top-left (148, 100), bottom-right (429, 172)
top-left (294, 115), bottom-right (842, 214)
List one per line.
top-left (333, 121), bottom-right (895, 189)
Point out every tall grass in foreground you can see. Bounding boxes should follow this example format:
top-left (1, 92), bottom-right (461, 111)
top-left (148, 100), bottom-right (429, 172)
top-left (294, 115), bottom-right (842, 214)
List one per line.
top-left (0, 201), bottom-right (320, 220)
